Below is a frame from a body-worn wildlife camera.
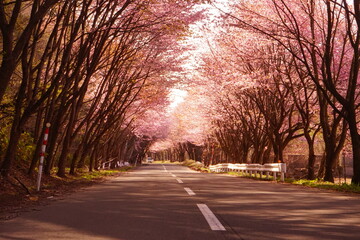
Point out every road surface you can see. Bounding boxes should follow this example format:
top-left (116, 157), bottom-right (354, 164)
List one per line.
top-left (1, 164), bottom-right (359, 240)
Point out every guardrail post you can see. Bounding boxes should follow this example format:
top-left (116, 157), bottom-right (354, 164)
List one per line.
top-left (280, 163), bottom-right (286, 182)
top-left (281, 172), bottom-right (285, 182)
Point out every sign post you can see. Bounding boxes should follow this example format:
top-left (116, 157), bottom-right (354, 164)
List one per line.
top-left (36, 123), bottom-right (51, 191)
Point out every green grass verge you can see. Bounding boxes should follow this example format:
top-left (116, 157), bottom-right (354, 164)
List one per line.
top-left (26, 167), bottom-right (133, 192)
top-left (181, 160), bottom-right (210, 172)
top-left (152, 160), bottom-right (180, 164)
top-left (228, 171), bottom-right (360, 193)
top-left (228, 171), bottom-right (276, 180)
top-left (285, 179), bottom-right (360, 193)
top-left (161, 162), bottom-right (360, 194)
top-left (48, 167), bottom-right (132, 181)
top-left (76, 168), bottom-right (131, 180)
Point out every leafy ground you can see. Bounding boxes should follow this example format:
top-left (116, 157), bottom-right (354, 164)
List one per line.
top-left (0, 167), bottom-right (132, 221)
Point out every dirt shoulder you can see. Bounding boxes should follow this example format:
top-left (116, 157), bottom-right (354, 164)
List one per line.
top-left (0, 169), bottom-right (128, 221)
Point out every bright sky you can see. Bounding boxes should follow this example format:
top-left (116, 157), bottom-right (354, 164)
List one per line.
top-left (166, 1), bottom-right (230, 112)
top-left (154, 0), bottom-right (234, 149)
top-left (168, 88), bottom-right (188, 110)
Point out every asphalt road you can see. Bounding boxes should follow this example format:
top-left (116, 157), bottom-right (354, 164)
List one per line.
top-left (1, 164), bottom-right (359, 240)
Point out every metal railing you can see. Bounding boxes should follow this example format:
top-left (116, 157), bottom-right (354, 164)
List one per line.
top-left (101, 158), bottom-right (130, 169)
top-left (209, 163), bottom-right (287, 182)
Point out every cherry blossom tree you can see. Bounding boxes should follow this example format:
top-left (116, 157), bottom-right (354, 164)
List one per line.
top-left (217, 0), bottom-right (357, 182)
top-left (0, 0), bottom-right (206, 178)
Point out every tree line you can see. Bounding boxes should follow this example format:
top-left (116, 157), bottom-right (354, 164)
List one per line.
top-left (152, 0), bottom-right (360, 184)
top-left (0, 0), bottom-right (201, 178)
top-left (204, 0), bottom-right (359, 184)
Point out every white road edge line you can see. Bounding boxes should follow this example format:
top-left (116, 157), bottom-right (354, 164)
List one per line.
top-left (184, 187), bottom-right (196, 196)
top-left (171, 174), bottom-right (177, 177)
top-left (176, 179), bottom-right (183, 183)
top-left (197, 204), bottom-right (226, 231)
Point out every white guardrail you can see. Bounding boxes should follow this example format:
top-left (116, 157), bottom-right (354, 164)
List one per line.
top-left (102, 159), bottom-right (130, 169)
top-left (209, 163), bottom-right (286, 182)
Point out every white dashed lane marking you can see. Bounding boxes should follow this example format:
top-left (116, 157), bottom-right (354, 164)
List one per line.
top-left (197, 204), bottom-right (226, 231)
top-left (184, 187), bottom-right (196, 196)
top-left (163, 165), bottom-right (225, 231)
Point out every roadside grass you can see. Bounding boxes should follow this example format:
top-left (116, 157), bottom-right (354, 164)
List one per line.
top-left (163, 160), bottom-right (360, 194)
top-left (228, 171), bottom-right (275, 180)
top-left (50, 166), bottom-right (132, 182)
top-left (285, 179), bottom-right (360, 193)
top-left (152, 160), bottom-right (180, 164)
top-left (181, 160), bottom-right (210, 172)
top-left (75, 167), bottom-right (132, 181)
top-left (151, 159), bottom-right (209, 172)
top-left (226, 171), bottom-right (360, 193)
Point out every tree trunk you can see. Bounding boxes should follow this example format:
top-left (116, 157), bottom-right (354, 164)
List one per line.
top-left (57, 101), bottom-right (77, 177)
top-left (28, 129), bottom-right (44, 175)
top-left (94, 149), bottom-right (100, 170)
top-left (351, 133), bottom-right (360, 185)
top-left (278, 143), bottom-right (284, 163)
top-left (323, 152), bottom-right (336, 182)
top-left (70, 144), bottom-right (83, 175)
top-left (89, 147), bottom-right (96, 172)
top-left (28, 110), bottom-right (46, 175)
top-left (348, 114), bottom-right (360, 184)
top-left (56, 151), bottom-right (67, 177)
top-left (324, 120), bottom-right (347, 182)
top-left (263, 145), bottom-right (271, 164)
top-left (307, 145), bottom-right (316, 180)
top-left (77, 142), bottom-right (91, 169)
top-left (44, 116), bottom-right (61, 175)
top-left (0, 55), bottom-right (16, 103)
top-left (0, 125), bottom-right (22, 177)
top-left (272, 143), bottom-right (279, 163)
top-left (33, 108), bottom-right (44, 141)
top-left (317, 153), bottom-right (325, 179)
top-left (0, 64), bottom-right (27, 176)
